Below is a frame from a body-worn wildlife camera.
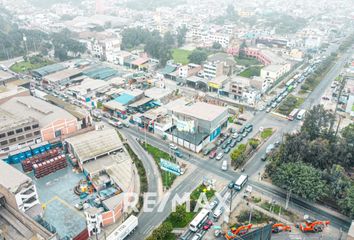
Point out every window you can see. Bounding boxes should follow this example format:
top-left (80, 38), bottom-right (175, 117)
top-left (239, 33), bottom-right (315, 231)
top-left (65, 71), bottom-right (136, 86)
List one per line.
top-left (16, 128), bottom-right (23, 134)
top-left (24, 126), bottom-right (31, 131)
top-left (32, 124), bottom-right (39, 129)
top-left (9, 138), bottom-right (16, 143)
top-left (25, 133), bottom-right (33, 138)
top-left (18, 135), bottom-right (25, 141)
top-left (55, 130), bottom-right (62, 137)
top-left (34, 131), bottom-right (40, 136)
top-left (0, 133), bottom-right (5, 138)
top-left (7, 131), bottom-right (14, 136)
top-left (0, 140), bottom-right (8, 146)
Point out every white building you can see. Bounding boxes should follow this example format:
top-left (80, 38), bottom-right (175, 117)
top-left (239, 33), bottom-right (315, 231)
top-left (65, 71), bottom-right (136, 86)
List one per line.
top-left (260, 64), bottom-right (291, 82)
top-left (203, 61), bottom-right (224, 79)
top-left (0, 160), bottom-right (40, 213)
top-left (91, 38), bottom-right (121, 60)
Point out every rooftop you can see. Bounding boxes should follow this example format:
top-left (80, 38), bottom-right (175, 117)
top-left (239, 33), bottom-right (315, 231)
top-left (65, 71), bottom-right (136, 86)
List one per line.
top-left (0, 96), bottom-right (76, 127)
top-left (66, 129), bottom-right (123, 163)
top-left (0, 160), bottom-right (33, 193)
top-left (0, 108), bottom-right (38, 132)
top-left (262, 64), bottom-right (287, 72)
top-left (144, 87), bottom-right (173, 100)
top-left (173, 102), bottom-right (228, 122)
top-left (32, 63), bottom-right (66, 77)
top-left (44, 68), bottom-right (82, 83)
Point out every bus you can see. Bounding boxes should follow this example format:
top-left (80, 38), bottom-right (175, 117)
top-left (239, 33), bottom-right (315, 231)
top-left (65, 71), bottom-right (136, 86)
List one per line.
top-left (107, 215), bottom-right (138, 240)
top-left (285, 78), bottom-right (295, 87)
top-left (234, 174), bottom-right (248, 191)
top-left (189, 208), bottom-right (210, 232)
top-left (288, 108), bottom-right (299, 121)
top-left (297, 109), bottom-right (306, 120)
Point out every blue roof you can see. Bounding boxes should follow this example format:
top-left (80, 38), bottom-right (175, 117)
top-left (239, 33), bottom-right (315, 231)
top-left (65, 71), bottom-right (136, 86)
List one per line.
top-left (114, 93), bottom-right (135, 105)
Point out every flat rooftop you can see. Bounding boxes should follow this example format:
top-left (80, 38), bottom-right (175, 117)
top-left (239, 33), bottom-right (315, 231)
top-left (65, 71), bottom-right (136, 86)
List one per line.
top-left (44, 68), bottom-right (82, 83)
top-left (172, 102), bottom-right (228, 122)
top-left (0, 160), bottom-right (33, 193)
top-left (0, 96), bottom-right (77, 127)
top-left (0, 108), bottom-right (37, 132)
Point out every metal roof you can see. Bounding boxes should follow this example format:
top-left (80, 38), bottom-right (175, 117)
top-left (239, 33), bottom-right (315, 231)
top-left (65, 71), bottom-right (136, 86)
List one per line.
top-left (66, 129), bottom-right (123, 163)
top-left (0, 160), bottom-right (33, 193)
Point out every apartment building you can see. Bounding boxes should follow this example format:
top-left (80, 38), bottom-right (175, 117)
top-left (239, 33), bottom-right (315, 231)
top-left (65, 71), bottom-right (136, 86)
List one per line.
top-left (0, 160), bottom-right (40, 213)
top-left (178, 63), bottom-right (202, 78)
top-left (203, 61), bottom-right (224, 79)
top-left (0, 109), bottom-right (41, 153)
top-left (260, 64), bottom-right (291, 82)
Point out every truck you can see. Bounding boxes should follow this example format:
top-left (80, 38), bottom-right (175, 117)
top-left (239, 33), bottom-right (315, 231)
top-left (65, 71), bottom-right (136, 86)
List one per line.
top-left (107, 215), bottom-right (138, 240)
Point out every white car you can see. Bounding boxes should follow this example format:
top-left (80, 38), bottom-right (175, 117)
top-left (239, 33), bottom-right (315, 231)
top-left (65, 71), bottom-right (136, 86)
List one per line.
top-left (221, 160), bottom-right (228, 171)
top-left (169, 143), bottom-right (178, 150)
top-left (216, 153), bottom-right (224, 160)
top-left (213, 208), bottom-right (223, 219)
top-left (191, 233), bottom-right (202, 240)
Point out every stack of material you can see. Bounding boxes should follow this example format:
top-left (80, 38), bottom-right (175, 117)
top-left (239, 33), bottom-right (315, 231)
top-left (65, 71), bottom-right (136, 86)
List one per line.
top-left (33, 154), bottom-right (67, 178)
top-left (21, 148), bottom-right (61, 172)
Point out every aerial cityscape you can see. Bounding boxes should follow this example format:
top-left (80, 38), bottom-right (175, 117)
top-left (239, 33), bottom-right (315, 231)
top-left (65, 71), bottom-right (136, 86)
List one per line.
top-left (0, 0), bottom-right (353, 239)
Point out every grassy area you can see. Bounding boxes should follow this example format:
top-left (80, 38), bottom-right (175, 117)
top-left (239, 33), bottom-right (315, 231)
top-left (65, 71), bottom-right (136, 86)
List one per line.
top-left (239, 66), bottom-right (262, 78)
top-left (260, 201), bottom-right (297, 221)
top-left (277, 95), bottom-right (305, 115)
top-left (144, 144), bottom-right (176, 189)
top-left (10, 55), bottom-right (54, 73)
top-left (124, 143), bottom-right (148, 210)
top-left (172, 48), bottom-right (192, 65)
top-left (234, 56), bottom-right (261, 67)
top-left (261, 128), bottom-right (273, 139)
top-left (164, 184), bottom-right (215, 228)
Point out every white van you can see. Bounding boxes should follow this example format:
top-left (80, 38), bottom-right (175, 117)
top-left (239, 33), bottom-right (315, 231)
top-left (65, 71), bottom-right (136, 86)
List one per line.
top-left (221, 160), bottom-right (228, 171)
top-left (297, 109), bottom-right (306, 120)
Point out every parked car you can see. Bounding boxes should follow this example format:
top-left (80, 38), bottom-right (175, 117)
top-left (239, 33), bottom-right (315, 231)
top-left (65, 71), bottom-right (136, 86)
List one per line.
top-left (230, 140), bottom-right (236, 148)
top-left (261, 154), bottom-right (267, 161)
top-left (230, 128), bottom-right (237, 133)
top-left (216, 140), bottom-right (222, 146)
top-left (266, 107), bottom-right (272, 113)
top-left (175, 150), bottom-right (183, 158)
top-left (209, 150), bottom-right (217, 159)
top-left (222, 143), bottom-right (228, 149)
top-left (224, 147), bottom-right (231, 153)
top-left (242, 132), bottom-right (248, 138)
top-left (169, 143), bottom-right (178, 150)
top-left (232, 133), bottom-right (238, 139)
top-left (216, 153), bottom-right (224, 160)
top-left (238, 127), bottom-right (245, 134)
top-left (227, 138), bottom-right (232, 145)
top-left (271, 102), bottom-right (277, 108)
top-left (236, 135), bottom-right (243, 142)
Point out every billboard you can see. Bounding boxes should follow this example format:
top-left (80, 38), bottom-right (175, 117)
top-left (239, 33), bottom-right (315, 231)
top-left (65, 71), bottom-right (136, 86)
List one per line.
top-left (172, 115), bottom-right (195, 133)
top-left (160, 159), bottom-right (183, 176)
top-left (210, 127), bottom-right (221, 141)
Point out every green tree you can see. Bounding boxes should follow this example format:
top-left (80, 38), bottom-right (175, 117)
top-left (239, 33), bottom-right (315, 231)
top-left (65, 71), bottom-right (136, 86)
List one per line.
top-left (338, 185), bottom-right (354, 218)
top-left (301, 105), bottom-right (336, 141)
top-left (271, 162), bottom-right (326, 201)
top-left (323, 165), bottom-right (351, 201)
top-left (163, 31), bottom-right (175, 47)
top-left (212, 42), bottom-right (222, 49)
top-left (188, 49), bottom-right (208, 64)
top-left (146, 221), bottom-right (173, 240)
top-left (177, 25), bottom-right (187, 47)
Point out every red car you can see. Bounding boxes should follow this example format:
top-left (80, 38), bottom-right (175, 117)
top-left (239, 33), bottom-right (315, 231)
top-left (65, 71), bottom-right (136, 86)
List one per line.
top-left (209, 150), bottom-right (217, 159)
top-left (203, 219), bottom-right (213, 230)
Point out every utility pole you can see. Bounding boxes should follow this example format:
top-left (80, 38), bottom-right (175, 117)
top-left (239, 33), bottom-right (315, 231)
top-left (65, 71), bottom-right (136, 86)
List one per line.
top-left (248, 206), bottom-right (253, 224)
top-left (285, 189), bottom-right (292, 210)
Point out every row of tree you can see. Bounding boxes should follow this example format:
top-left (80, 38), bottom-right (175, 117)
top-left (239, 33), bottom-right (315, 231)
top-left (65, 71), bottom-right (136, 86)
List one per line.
top-left (121, 27), bottom-right (187, 66)
top-left (266, 105), bottom-right (354, 217)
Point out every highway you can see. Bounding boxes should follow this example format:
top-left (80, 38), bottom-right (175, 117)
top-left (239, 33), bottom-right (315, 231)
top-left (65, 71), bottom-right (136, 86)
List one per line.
top-left (120, 45), bottom-right (353, 239)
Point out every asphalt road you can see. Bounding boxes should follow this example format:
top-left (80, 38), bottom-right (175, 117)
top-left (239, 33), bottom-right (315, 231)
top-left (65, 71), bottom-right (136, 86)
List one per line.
top-left (118, 47), bottom-right (354, 238)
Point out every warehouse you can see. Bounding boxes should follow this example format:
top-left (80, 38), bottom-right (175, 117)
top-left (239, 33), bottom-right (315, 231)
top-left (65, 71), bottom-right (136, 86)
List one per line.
top-left (166, 101), bottom-right (228, 152)
top-left (0, 96), bottom-right (79, 142)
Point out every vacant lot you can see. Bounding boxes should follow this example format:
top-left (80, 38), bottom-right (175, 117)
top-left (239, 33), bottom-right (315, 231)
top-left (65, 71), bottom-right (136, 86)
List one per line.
top-left (172, 48), bottom-right (191, 65)
top-left (239, 66), bottom-right (262, 78)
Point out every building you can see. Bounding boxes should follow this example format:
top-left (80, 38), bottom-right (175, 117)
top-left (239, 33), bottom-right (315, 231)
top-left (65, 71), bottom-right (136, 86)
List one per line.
top-left (31, 63), bottom-right (67, 80)
top-left (208, 75), bottom-right (229, 92)
top-left (68, 77), bottom-right (110, 101)
top-left (260, 64), bottom-right (291, 82)
top-left (91, 38), bottom-right (121, 60)
top-left (65, 129), bottom-right (138, 234)
top-left (0, 195), bottom-right (56, 240)
top-left (244, 48), bottom-right (287, 66)
top-left (250, 76), bottom-right (272, 93)
top-left (43, 68), bottom-right (83, 88)
top-left (230, 76), bottom-right (251, 99)
top-left (178, 63), bottom-right (202, 79)
top-left (0, 160), bottom-right (40, 213)
top-left (0, 96), bottom-right (79, 143)
top-left (0, 109), bottom-right (40, 154)
top-left (0, 70), bottom-right (15, 85)
top-left (203, 61), bottom-right (224, 79)
top-left (166, 101), bottom-right (228, 152)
